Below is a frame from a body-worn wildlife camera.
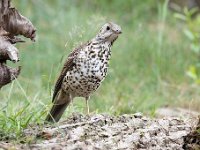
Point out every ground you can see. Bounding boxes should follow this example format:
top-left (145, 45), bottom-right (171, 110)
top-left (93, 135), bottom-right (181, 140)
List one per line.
top-left (0, 108), bottom-right (198, 150)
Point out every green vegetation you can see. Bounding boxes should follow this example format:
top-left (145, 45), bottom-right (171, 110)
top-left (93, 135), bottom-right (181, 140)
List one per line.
top-left (175, 8), bottom-right (200, 84)
top-left (0, 0), bottom-right (199, 140)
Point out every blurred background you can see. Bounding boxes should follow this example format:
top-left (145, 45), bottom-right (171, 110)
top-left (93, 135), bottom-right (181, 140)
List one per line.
top-left (0, 0), bottom-right (200, 128)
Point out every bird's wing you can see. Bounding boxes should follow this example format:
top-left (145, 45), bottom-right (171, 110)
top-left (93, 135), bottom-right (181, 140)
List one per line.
top-left (52, 42), bottom-right (90, 102)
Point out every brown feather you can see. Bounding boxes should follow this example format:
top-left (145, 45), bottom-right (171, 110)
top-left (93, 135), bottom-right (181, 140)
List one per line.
top-left (52, 41), bottom-right (90, 102)
top-left (46, 90), bottom-right (71, 122)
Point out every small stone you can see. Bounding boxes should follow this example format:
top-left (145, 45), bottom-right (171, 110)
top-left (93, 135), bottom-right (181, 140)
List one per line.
top-left (134, 112), bottom-right (143, 119)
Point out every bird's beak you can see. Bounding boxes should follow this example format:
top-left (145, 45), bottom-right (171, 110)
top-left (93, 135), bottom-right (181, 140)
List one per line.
top-left (113, 30), bottom-right (122, 34)
top-left (118, 30), bottom-right (122, 34)
top-left (116, 30), bottom-right (122, 34)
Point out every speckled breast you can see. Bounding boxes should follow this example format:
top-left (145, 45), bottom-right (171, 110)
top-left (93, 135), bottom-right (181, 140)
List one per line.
top-left (62, 42), bottom-right (111, 97)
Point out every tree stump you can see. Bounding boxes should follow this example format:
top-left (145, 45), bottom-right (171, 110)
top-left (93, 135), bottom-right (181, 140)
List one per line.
top-left (0, 0), bottom-right (36, 88)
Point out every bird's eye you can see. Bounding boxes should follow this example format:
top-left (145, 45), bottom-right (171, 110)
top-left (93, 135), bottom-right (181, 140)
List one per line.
top-left (106, 26), bottom-right (110, 30)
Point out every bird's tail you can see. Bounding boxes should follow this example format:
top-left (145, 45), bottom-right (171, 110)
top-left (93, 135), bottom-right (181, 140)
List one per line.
top-left (45, 90), bottom-right (71, 122)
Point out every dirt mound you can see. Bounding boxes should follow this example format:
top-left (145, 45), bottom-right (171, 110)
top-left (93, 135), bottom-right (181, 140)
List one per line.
top-left (30, 113), bottom-right (197, 149)
top-left (0, 112), bottom-right (198, 150)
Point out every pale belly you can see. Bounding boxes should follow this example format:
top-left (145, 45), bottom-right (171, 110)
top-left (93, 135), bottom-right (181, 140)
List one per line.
top-left (62, 57), bottom-right (109, 97)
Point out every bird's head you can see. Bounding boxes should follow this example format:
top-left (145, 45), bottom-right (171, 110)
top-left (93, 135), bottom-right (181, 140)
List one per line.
top-left (95, 22), bottom-right (122, 44)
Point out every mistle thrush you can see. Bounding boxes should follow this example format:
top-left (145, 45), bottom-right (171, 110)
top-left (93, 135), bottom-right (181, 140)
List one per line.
top-left (46, 22), bottom-right (122, 122)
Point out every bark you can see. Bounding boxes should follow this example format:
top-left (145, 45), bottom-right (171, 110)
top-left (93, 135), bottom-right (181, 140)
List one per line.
top-left (0, 0), bottom-right (36, 88)
top-left (0, 64), bottom-right (21, 89)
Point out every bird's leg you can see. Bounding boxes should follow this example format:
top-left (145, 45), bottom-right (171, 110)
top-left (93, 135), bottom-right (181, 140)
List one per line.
top-left (70, 95), bottom-right (74, 107)
top-left (70, 94), bottom-right (74, 111)
top-left (85, 96), bottom-right (90, 115)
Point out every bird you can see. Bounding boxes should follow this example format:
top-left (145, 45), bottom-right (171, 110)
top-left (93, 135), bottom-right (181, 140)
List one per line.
top-left (45, 22), bottom-right (122, 122)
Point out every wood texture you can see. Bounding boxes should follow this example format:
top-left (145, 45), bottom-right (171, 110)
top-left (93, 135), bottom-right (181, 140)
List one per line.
top-left (0, 0), bottom-right (36, 88)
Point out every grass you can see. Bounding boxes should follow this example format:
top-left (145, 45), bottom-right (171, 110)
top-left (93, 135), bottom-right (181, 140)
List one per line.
top-left (0, 0), bottom-right (199, 140)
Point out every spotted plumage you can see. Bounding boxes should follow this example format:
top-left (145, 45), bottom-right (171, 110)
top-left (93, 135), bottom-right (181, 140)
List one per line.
top-left (46, 22), bottom-right (122, 122)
